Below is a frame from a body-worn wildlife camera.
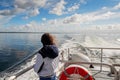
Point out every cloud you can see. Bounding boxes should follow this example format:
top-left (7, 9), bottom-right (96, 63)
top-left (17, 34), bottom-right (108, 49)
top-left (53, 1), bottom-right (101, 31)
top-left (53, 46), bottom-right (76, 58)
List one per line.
top-left (62, 2), bottom-right (120, 25)
top-left (14, 0), bottom-right (47, 17)
top-left (63, 14), bottom-right (81, 24)
top-left (47, 19), bottom-right (57, 25)
top-left (0, 15), bottom-right (14, 27)
top-left (12, 21), bottom-right (59, 32)
top-left (80, 0), bottom-right (87, 4)
top-left (6, 7), bottom-right (120, 32)
top-left (49, 0), bottom-right (87, 15)
top-left (0, 0), bottom-right (14, 8)
top-left (14, 0), bottom-right (47, 9)
top-left (67, 4), bottom-right (80, 12)
top-left (1, 0), bottom-right (120, 32)
top-left (102, 7), bottom-right (108, 10)
top-left (49, 0), bottom-right (66, 15)
top-left (8, 21), bottom-right (41, 32)
top-left (0, 7), bottom-right (25, 16)
top-left (2, 10), bottom-right (120, 32)
top-left (0, 0), bottom-right (87, 17)
top-left (0, 9), bottom-right (13, 16)
top-left (113, 2), bottom-right (120, 10)
top-left (101, 2), bottom-right (120, 11)
top-left (42, 18), bottom-right (47, 21)
top-left (0, 0), bottom-right (47, 17)
top-left (28, 8), bottom-right (40, 17)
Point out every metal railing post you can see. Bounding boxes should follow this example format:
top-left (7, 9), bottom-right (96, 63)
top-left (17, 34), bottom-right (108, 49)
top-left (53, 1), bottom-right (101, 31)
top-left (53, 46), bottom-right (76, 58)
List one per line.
top-left (100, 48), bottom-right (103, 71)
top-left (3, 47), bottom-right (120, 80)
top-left (68, 48), bottom-right (70, 60)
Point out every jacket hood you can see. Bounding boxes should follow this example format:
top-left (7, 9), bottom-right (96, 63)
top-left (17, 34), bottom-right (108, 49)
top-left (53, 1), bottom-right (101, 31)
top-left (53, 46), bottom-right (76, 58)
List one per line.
top-left (40, 45), bottom-right (59, 59)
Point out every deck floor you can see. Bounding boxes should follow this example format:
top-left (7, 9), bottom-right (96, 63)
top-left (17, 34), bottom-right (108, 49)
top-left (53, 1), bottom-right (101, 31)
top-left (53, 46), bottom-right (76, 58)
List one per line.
top-left (10, 68), bottom-right (116, 80)
top-left (91, 70), bottom-right (115, 80)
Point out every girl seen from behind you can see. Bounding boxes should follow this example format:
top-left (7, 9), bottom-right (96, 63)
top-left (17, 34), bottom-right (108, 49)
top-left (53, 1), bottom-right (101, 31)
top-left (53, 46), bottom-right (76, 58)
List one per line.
top-left (34, 33), bottom-right (59, 80)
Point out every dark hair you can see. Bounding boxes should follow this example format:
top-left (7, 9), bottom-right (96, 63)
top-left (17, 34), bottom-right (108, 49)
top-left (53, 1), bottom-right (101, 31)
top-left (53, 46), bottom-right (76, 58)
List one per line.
top-left (41, 33), bottom-right (56, 46)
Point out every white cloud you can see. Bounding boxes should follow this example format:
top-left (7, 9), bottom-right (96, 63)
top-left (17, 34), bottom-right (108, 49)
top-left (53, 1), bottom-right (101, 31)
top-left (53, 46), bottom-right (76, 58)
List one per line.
top-left (0, 9), bottom-right (12, 15)
top-left (29, 8), bottom-right (40, 17)
top-left (80, 0), bottom-right (87, 4)
top-left (114, 2), bottom-right (120, 10)
top-left (100, 11), bottom-right (115, 18)
top-left (48, 19), bottom-right (57, 25)
top-left (49, 0), bottom-right (66, 15)
top-left (1, 0), bottom-right (120, 32)
top-left (0, 0), bottom-right (87, 17)
top-left (68, 4), bottom-right (80, 12)
top-left (0, 7), bottom-right (25, 16)
top-left (0, 0), bottom-right (47, 17)
top-left (3, 10), bottom-right (120, 32)
top-left (100, 3), bottom-right (120, 11)
top-left (14, 0), bottom-right (31, 9)
top-left (0, 15), bottom-right (14, 26)
top-left (32, 0), bottom-right (47, 7)
top-left (16, 21), bottom-right (59, 32)
top-left (62, 10), bottom-right (117, 24)
top-left (102, 7), bottom-right (108, 10)
top-left (42, 18), bottom-right (47, 21)
top-left (14, 0), bottom-right (47, 17)
top-left (14, 0), bottom-right (47, 9)
top-left (63, 14), bottom-right (82, 24)
top-left (7, 9), bottom-right (120, 32)
top-left (13, 21), bottom-right (41, 32)
top-left (22, 16), bottom-right (29, 20)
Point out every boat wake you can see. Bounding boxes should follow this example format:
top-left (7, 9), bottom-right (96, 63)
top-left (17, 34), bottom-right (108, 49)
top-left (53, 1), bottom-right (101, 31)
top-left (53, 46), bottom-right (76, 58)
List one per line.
top-left (1, 35), bottom-right (120, 80)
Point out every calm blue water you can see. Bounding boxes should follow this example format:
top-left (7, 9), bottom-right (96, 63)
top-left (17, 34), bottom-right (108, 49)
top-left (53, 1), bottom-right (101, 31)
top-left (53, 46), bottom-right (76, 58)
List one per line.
top-left (0, 33), bottom-right (41, 71)
top-left (0, 33), bottom-right (70, 72)
top-left (0, 31), bottom-right (120, 72)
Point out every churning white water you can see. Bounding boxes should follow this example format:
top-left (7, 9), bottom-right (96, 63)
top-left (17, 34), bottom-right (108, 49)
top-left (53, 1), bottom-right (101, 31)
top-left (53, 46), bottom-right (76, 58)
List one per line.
top-left (1, 33), bottom-right (120, 80)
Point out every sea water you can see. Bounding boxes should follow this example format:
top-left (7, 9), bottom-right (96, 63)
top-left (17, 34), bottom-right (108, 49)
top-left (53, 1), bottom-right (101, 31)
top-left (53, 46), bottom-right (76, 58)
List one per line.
top-left (0, 33), bottom-right (73, 72)
top-left (0, 30), bottom-right (120, 79)
top-left (0, 33), bottom-right (41, 72)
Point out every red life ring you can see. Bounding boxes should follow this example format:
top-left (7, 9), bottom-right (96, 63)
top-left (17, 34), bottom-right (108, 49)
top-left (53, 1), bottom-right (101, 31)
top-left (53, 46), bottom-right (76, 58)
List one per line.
top-left (59, 65), bottom-right (93, 80)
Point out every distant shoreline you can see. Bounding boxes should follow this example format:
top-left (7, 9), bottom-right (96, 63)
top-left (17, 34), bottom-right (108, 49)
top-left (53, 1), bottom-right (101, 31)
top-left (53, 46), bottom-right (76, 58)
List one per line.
top-left (0, 32), bottom-right (44, 33)
top-left (0, 30), bottom-right (120, 34)
top-left (0, 32), bottom-right (64, 34)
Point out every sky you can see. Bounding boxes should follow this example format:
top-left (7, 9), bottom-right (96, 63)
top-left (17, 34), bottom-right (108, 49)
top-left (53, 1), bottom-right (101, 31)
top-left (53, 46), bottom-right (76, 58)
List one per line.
top-left (0, 0), bottom-right (120, 32)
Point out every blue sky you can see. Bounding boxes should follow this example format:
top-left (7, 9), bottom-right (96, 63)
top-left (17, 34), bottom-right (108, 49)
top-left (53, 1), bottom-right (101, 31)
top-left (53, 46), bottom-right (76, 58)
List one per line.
top-left (0, 0), bottom-right (120, 32)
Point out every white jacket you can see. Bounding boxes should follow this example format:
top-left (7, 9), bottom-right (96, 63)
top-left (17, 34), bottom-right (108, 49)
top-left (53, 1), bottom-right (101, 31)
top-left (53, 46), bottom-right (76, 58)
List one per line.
top-left (34, 53), bottom-right (59, 77)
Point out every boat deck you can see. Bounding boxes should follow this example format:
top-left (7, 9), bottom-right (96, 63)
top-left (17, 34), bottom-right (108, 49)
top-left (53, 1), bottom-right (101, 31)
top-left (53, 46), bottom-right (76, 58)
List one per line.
top-left (2, 47), bottom-right (120, 80)
top-left (2, 61), bottom-right (120, 80)
top-left (15, 67), bottom-right (116, 80)
top-left (92, 70), bottom-right (114, 80)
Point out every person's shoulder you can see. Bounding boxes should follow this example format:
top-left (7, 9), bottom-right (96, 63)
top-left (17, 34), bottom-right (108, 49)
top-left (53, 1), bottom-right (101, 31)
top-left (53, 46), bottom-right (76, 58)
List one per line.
top-left (45, 45), bottom-right (58, 48)
top-left (44, 45), bottom-right (59, 58)
top-left (36, 52), bottom-right (43, 58)
top-left (38, 48), bottom-right (46, 58)
top-left (42, 45), bottom-right (57, 49)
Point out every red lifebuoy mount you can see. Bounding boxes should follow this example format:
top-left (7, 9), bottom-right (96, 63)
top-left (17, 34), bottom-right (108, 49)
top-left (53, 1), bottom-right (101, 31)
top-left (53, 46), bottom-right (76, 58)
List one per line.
top-left (59, 65), bottom-right (93, 80)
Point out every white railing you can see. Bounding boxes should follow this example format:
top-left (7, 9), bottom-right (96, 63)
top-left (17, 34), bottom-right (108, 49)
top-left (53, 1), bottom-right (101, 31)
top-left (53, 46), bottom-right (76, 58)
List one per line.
top-left (3, 47), bottom-right (120, 80)
top-left (85, 47), bottom-right (120, 71)
top-left (60, 60), bottom-right (120, 80)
